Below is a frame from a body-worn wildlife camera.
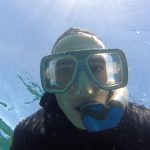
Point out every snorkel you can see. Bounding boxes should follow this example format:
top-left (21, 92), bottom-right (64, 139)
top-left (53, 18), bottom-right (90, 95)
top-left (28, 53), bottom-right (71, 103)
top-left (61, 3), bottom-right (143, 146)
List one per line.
top-left (79, 87), bottom-right (128, 132)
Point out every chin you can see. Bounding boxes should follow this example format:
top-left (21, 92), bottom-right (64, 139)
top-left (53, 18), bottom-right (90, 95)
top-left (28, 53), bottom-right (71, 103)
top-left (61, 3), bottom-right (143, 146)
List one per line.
top-left (69, 109), bottom-right (85, 130)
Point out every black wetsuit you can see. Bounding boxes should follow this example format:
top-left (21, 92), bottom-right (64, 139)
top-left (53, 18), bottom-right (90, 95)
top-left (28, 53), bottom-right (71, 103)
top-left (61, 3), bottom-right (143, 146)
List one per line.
top-left (11, 93), bottom-right (150, 150)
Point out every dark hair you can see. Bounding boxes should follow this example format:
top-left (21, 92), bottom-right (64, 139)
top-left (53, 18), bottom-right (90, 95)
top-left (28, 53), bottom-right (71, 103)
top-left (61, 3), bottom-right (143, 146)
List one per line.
top-left (52, 27), bottom-right (102, 49)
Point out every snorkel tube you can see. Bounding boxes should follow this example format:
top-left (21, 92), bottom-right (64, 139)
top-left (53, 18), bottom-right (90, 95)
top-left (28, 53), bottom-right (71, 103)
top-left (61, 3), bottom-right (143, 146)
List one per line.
top-left (79, 87), bottom-right (128, 132)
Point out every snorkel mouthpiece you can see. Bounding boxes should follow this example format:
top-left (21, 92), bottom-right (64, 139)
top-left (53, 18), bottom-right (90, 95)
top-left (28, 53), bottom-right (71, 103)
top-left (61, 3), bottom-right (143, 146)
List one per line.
top-left (79, 102), bottom-right (124, 132)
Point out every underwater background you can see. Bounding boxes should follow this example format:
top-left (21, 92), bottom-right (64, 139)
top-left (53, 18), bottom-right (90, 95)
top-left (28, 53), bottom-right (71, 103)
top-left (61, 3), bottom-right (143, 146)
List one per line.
top-left (0, 0), bottom-right (150, 149)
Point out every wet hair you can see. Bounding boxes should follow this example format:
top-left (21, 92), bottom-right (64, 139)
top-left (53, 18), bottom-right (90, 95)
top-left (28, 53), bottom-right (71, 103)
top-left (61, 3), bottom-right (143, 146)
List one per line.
top-left (52, 27), bottom-right (102, 49)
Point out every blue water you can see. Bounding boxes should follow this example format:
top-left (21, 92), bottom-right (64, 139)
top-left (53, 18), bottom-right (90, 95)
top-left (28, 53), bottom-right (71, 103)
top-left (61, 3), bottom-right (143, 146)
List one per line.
top-left (0, 0), bottom-right (150, 149)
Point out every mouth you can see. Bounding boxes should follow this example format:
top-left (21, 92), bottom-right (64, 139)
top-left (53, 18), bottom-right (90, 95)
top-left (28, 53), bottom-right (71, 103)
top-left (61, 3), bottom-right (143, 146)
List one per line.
top-left (74, 106), bottom-right (82, 113)
top-left (73, 99), bottom-right (99, 113)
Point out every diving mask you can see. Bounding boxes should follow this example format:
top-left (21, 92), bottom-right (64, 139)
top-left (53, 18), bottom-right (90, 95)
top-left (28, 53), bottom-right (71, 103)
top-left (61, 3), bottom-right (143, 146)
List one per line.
top-left (40, 49), bottom-right (128, 93)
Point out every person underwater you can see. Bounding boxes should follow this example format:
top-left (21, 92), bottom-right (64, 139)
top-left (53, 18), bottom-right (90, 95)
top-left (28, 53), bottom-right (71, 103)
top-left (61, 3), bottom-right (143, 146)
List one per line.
top-left (11, 27), bottom-right (150, 150)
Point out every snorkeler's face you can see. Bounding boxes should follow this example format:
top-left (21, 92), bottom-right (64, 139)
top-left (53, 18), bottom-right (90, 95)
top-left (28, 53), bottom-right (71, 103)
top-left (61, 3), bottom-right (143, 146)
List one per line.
top-left (53, 33), bottom-right (109, 130)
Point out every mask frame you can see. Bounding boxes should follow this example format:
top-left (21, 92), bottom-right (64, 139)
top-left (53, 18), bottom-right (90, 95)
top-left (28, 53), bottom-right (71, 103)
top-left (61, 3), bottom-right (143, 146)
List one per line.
top-left (40, 49), bottom-right (128, 93)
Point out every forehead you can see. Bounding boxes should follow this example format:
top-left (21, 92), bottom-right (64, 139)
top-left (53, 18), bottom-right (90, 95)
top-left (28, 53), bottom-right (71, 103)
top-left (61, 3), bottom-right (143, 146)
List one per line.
top-left (52, 33), bottom-right (105, 54)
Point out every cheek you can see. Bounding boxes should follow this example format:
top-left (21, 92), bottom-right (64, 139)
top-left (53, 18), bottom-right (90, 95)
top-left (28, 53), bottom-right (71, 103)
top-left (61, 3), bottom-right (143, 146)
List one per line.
top-left (98, 70), bottom-right (107, 84)
top-left (95, 90), bottom-right (109, 104)
top-left (56, 94), bottom-right (85, 129)
top-left (56, 94), bottom-right (71, 113)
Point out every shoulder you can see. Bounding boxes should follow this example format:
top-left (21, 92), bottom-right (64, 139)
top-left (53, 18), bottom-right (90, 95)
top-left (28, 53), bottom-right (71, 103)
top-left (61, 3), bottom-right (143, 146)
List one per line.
top-left (124, 102), bottom-right (150, 126)
top-left (12, 93), bottom-right (59, 145)
top-left (117, 102), bottom-right (150, 149)
top-left (15, 108), bottom-right (46, 134)
top-left (11, 108), bottom-right (46, 150)
top-left (11, 92), bottom-right (70, 150)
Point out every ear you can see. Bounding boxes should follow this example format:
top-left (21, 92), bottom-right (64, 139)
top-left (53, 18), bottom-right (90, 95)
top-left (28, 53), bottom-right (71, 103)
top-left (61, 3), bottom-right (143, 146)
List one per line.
top-left (39, 92), bottom-right (56, 108)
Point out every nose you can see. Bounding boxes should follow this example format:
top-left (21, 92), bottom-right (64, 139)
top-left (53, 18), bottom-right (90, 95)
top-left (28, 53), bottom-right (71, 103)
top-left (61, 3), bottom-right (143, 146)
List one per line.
top-left (70, 71), bottom-right (99, 96)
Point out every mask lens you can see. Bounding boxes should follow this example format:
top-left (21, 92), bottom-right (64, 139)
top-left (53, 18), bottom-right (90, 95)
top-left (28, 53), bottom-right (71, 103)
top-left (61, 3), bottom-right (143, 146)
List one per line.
top-left (45, 57), bottom-right (76, 90)
top-left (88, 53), bottom-right (123, 88)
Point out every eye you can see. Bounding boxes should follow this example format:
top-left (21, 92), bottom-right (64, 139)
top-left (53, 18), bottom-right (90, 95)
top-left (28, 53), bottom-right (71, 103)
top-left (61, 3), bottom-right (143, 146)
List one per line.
top-left (57, 65), bottom-right (73, 75)
top-left (95, 67), bottom-right (102, 73)
top-left (90, 63), bottom-right (105, 73)
top-left (88, 55), bottom-right (106, 74)
top-left (54, 64), bottom-right (75, 87)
